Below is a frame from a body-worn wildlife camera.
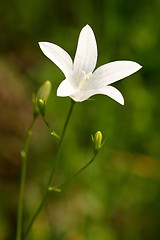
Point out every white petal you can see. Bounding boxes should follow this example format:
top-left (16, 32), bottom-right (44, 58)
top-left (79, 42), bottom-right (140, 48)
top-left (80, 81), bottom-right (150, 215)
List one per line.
top-left (73, 25), bottom-right (97, 86)
top-left (39, 42), bottom-right (73, 78)
top-left (57, 79), bottom-right (78, 97)
top-left (89, 61), bottom-right (142, 88)
top-left (96, 86), bottom-right (124, 105)
top-left (71, 86), bottom-right (124, 105)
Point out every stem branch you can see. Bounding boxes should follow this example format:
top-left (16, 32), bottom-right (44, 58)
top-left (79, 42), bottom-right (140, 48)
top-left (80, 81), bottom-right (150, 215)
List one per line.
top-left (59, 152), bottom-right (98, 188)
top-left (16, 117), bottom-right (37, 240)
top-left (24, 100), bottom-right (75, 239)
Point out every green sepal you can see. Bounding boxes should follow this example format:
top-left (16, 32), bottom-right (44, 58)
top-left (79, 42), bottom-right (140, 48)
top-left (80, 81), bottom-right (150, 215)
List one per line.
top-left (36, 98), bottom-right (45, 116)
top-left (51, 131), bottom-right (60, 139)
top-left (48, 186), bottom-right (61, 192)
top-left (32, 93), bottom-right (40, 117)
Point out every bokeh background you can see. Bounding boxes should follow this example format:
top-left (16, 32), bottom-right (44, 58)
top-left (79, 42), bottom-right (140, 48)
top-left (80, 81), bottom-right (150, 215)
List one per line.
top-left (0, 0), bottom-right (160, 239)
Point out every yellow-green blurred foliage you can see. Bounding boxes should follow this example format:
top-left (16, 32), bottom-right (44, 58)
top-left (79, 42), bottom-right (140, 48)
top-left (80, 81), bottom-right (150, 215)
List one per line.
top-left (0, 0), bottom-right (160, 239)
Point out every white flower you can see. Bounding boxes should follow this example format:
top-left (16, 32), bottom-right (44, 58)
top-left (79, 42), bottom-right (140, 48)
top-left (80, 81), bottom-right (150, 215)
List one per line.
top-left (39, 25), bottom-right (142, 105)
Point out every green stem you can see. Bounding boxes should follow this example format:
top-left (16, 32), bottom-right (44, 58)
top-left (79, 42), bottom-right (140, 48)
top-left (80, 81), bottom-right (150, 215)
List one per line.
top-left (72, 153), bottom-right (98, 178)
top-left (16, 117), bottom-right (37, 240)
top-left (59, 152), bottom-right (98, 188)
top-left (24, 99), bottom-right (75, 239)
top-left (42, 115), bottom-right (60, 140)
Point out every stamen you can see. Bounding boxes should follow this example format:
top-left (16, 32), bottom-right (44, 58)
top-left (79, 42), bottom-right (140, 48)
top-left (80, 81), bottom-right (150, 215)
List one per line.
top-left (78, 71), bottom-right (92, 89)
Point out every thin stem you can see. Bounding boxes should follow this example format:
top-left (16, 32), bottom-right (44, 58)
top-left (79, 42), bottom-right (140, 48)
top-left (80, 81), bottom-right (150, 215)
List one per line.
top-left (16, 117), bottom-right (37, 240)
top-left (24, 100), bottom-right (75, 239)
top-left (59, 152), bottom-right (98, 188)
top-left (72, 153), bottom-right (98, 178)
top-left (42, 115), bottom-right (60, 139)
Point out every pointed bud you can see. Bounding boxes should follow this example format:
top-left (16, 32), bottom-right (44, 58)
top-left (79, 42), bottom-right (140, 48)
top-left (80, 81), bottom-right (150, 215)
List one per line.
top-left (92, 131), bottom-right (103, 153)
top-left (36, 81), bottom-right (52, 116)
top-left (37, 80), bottom-right (52, 101)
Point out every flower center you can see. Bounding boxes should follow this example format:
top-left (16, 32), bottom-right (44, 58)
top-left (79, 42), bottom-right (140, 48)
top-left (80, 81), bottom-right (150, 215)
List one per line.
top-left (78, 71), bottom-right (92, 89)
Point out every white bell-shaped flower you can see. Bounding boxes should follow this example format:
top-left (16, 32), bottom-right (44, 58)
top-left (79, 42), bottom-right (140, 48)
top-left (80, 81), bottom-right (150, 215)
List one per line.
top-left (39, 25), bottom-right (142, 105)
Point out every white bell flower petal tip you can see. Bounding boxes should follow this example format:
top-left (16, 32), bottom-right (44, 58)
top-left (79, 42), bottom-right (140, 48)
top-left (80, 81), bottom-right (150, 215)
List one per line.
top-left (39, 24), bottom-right (142, 105)
top-left (73, 24), bottom-right (97, 78)
top-left (70, 86), bottom-right (124, 105)
top-left (38, 42), bottom-right (73, 78)
top-left (90, 61), bottom-right (142, 88)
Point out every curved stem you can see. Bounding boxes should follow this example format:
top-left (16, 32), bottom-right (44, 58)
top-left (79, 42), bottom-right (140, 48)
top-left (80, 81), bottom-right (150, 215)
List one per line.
top-left (59, 152), bottom-right (98, 189)
top-left (72, 153), bottom-right (98, 178)
top-left (24, 100), bottom-right (75, 239)
top-left (16, 117), bottom-right (37, 240)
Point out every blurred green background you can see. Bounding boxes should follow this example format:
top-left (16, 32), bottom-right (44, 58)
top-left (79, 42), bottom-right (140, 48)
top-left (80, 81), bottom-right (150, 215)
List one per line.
top-left (0, 0), bottom-right (160, 239)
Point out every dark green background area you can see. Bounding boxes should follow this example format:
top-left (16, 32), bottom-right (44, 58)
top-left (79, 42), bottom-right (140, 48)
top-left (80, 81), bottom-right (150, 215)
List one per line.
top-left (0, 0), bottom-right (160, 239)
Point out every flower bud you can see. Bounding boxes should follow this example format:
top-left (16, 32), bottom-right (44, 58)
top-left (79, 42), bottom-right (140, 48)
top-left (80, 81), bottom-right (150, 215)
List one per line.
top-left (37, 98), bottom-right (45, 116)
top-left (37, 80), bottom-right (52, 101)
top-left (36, 81), bottom-right (52, 116)
top-left (92, 131), bottom-right (103, 153)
